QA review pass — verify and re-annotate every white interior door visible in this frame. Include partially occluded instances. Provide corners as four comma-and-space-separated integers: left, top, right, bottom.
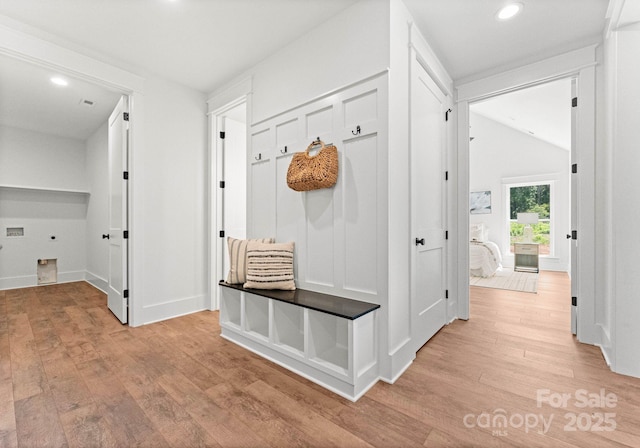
411, 61, 448, 353
107, 97, 129, 324
221, 115, 247, 276
570, 79, 578, 335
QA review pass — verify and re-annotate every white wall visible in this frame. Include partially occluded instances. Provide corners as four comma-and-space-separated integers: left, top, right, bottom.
0, 124, 87, 190
0, 124, 88, 289
609, 23, 640, 377
214, 0, 390, 125
85, 122, 109, 292
137, 76, 208, 324
469, 112, 571, 271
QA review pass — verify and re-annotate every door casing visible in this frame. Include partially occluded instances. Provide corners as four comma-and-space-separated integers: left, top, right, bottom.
455, 46, 599, 346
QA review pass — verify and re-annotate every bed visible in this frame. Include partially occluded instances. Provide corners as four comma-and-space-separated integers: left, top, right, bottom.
469, 223, 503, 277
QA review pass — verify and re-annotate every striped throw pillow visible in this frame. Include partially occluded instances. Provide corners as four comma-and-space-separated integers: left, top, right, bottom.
243, 241, 296, 290
226, 237, 274, 284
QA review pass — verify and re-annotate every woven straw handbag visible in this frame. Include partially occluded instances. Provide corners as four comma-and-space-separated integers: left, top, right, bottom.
286, 140, 339, 191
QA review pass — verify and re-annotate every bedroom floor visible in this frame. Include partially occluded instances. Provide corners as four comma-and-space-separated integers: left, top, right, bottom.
2, 273, 640, 447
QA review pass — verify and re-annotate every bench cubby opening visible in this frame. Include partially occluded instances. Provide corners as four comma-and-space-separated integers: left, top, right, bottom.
308, 311, 349, 373
219, 286, 241, 328
272, 300, 305, 355
244, 293, 270, 340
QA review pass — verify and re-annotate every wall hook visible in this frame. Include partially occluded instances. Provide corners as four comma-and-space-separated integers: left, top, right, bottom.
445, 108, 453, 121
280, 146, 288, 154
352, 125, 361, 136
255, 153, 262, 161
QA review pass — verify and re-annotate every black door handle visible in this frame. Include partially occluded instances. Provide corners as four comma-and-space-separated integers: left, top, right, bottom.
566, 234, 572, 239
415, 238, 425, 246
102, 234, 110, 239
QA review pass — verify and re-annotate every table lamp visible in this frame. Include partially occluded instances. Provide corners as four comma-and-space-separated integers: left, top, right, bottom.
517, 213, 539, 243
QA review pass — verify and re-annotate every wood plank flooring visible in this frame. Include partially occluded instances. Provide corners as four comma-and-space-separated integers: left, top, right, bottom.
2, 272, 640, 447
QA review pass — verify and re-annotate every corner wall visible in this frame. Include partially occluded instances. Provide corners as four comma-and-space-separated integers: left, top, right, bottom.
85, 122, 109, 292
138, 76, 209, 324
609, 23, 640, 377
216, 0, 390, 125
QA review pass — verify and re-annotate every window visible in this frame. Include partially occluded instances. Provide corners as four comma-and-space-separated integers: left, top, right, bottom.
508, 183, 551, 255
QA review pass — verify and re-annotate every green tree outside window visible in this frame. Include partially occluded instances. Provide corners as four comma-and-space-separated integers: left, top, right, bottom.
509, 184, 551, 255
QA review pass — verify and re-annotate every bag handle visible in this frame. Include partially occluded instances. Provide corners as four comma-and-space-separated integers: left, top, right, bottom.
305, 140, 325, 157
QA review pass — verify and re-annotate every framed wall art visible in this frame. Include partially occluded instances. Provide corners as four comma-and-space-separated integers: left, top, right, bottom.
470, 190, 491, 214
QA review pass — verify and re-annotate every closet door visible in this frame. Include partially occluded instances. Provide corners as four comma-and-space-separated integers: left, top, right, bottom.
411, 61, 448, 353
107, 96, 129, 324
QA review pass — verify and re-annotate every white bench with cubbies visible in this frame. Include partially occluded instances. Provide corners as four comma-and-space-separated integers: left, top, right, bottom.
219, 282, 380, 401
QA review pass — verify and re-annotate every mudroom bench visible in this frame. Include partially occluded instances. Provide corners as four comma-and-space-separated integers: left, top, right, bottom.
218, 281, 380, 401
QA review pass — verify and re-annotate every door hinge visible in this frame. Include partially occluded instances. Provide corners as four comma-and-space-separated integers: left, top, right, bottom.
124, 289, 129, 299
123, 112, 130, 121
572, 164, 577, 174
571, 230, 577, 240
219, 131, 225, 139
219, 180, 225, 188
572, 97, 578, 108
219, 230, 225, 238
123, 171, 129, 180
445, 230, 449, 240
445, 171, 449, 181
123, 230, 129, 239
445, 108, 452, 121
571, 296, 577, 306
445, 289, 449, 300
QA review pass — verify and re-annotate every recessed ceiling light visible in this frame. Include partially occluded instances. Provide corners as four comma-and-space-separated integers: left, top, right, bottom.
496, 3, 523, 21
50, 77, 69, 87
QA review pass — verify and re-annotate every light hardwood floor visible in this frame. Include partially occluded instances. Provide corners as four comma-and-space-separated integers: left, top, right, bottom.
1, 272, 640, 447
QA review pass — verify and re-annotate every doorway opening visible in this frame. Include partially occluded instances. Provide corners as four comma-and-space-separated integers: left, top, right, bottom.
211, 99, 247, 309
0, 51, 131, 322
468, 78, 573, 331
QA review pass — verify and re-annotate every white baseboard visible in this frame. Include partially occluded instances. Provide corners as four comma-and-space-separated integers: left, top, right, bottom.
0, 274, 37, 290
380, 340, 415, 384
0, 270, 85, 291
84, 270, 108, 294
598, 324, 613, 369
141, 294, 209, 325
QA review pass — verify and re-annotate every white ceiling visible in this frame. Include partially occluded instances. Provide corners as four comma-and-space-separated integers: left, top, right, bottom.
0, 53, 122, 140
402, 0, 609, 83
0, 0, 360, 94
0, 0, 616, 141
471, 78, 572, 151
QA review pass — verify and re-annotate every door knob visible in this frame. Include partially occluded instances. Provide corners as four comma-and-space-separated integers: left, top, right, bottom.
415, 238, 425, 246
102, 234, 110, 239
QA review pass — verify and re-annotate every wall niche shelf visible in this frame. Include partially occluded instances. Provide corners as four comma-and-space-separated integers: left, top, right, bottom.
219, 282, 380, 401
0, 184, 90, 195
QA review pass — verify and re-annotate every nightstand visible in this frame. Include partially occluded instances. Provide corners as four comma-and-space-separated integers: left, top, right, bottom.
514, 243, 539, 273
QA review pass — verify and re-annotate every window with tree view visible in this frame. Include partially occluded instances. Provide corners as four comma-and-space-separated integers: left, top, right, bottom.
509, 184, 551, 255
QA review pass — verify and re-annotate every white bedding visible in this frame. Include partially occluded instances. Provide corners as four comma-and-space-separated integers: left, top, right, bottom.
470, 241, 503, 277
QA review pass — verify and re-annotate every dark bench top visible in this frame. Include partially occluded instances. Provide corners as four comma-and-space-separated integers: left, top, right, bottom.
219, 281, 380, 320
